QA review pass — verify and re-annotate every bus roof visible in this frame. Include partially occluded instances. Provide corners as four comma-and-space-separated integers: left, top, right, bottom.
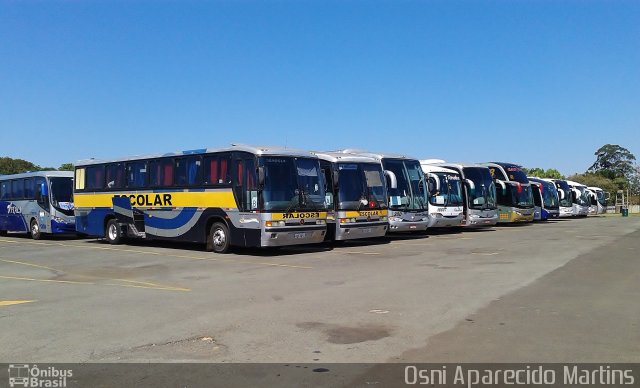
75, 144, 319, 167
0, 171, 74, 180
335, 149, 418, 161
565, 180, 587, 188
419, 163, 458, 175
312, 151, 381, 164
587, 186, 603, 191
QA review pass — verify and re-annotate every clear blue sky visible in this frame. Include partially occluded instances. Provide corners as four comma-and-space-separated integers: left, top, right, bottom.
1, 1, 638, 176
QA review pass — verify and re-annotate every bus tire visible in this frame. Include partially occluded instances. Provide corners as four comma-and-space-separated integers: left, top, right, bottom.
30, 219, 42, 240
207, 222, 230, 254
105, 219, 122, 245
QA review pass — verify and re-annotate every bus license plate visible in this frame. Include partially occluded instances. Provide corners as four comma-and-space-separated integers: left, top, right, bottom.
409, 225, 417, 229
361, 228, 372, 234
294, 232, 306, 239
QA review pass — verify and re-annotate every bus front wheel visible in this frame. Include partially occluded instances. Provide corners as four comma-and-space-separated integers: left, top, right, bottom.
105, 219, 122, 245
30, 219, 42, 240
207, 222, 230, 254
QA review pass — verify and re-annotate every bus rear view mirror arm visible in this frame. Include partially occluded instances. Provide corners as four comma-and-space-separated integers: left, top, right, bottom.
496, 179, 507, 195
384, 170, 398, 189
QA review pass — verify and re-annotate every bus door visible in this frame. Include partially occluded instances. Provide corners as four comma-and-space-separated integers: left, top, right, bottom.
233, 154, 260, 245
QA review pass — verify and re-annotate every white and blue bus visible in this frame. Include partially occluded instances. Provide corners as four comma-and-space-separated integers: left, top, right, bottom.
0, 171, 75, 239
73, 145, 328, 253
419, 161, 465, 228
527, 177, 560, 220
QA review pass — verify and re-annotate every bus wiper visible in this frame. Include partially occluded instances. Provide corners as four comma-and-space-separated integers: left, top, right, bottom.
284, 189, 302, 213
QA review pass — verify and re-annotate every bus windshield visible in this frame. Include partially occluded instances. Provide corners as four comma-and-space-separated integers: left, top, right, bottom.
574, 186, 589, 206
507, 183, 534, 208
49, 177, 74, 214
554, 180, 572, 208
383, 159, 428, 211
336, 163, 387, 210
430, 172, 464, 207
540, 181, 559, 209
503, 165, 529, 183
462, 167, 497, 210
261, 156, 327, 212
596, 190, 606, 206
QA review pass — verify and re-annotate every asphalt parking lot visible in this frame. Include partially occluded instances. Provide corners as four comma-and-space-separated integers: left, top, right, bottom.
1, 216, 639, 363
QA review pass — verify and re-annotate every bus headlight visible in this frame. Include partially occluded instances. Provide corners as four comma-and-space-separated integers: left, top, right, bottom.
52, 216, 67, 224
389, 216, 403, 222
316, 219, 326, 225
266, 220, 286, 227
339, 218, 357, 224
381, 216, 388, 221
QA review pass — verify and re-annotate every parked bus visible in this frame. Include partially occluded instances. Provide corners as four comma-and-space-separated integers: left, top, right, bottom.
340, 151, 430, 232
436, 163, 498, 227
0, 171, 75, 239
73, 145, 328, 253
548, 179, 573, 217
419, 161, 464, 228
314, 152, 389, 241
480, 162, 534, 223
565, 180, 590, 217
527, 177, 560, 220
587, 186, 608, 215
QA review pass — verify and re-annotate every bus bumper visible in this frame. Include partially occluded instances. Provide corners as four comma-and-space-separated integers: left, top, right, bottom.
428, 215, 464, 228
464, 212, 498, 227
262, 225, 326, 246
334, 221, 388, 240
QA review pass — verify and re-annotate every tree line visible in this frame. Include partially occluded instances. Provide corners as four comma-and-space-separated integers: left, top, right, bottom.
525, 144, 639, 201
0, 157, 73, 175
3, 144, 639, 199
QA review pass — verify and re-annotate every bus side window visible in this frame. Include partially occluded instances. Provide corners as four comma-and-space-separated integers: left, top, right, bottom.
34, 177, 47, 204
24, 178, 34, 199
0, 181, 9, 200
12, 180, 25, 199
235, 158, 258, 210
85, 165, 105, 190
203, 154, 231, 185
175, 157, 202, 187
105, 163, 125, 189
75, 168, 85, 191
149, 159, 174, 187
126, 161, 148, 188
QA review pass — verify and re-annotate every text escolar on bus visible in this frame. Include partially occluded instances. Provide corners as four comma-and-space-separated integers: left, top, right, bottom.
0, 171, 76, 239
313, 151, 389, 241
73, 144, 329, 253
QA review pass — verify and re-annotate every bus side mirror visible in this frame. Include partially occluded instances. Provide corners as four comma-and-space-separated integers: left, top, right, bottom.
384, 170, 398, 189
332, 170, 339, 188
558, 189, 565, 200
257, 166, 265, 186
465, 179, 475, 194
605, 192, 611, 200
426, 174, 439, 194
496, 179, 507, 195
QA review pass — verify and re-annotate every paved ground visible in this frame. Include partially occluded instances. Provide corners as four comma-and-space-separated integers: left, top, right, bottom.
0, 216, 638, 364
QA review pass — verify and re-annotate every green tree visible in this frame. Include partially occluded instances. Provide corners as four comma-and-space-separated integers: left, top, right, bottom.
567, 172, 618, 196
58, 163, 74, 171
0, 157, 42, 175
525, 167, 564, 179
588, 144, 636, 179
